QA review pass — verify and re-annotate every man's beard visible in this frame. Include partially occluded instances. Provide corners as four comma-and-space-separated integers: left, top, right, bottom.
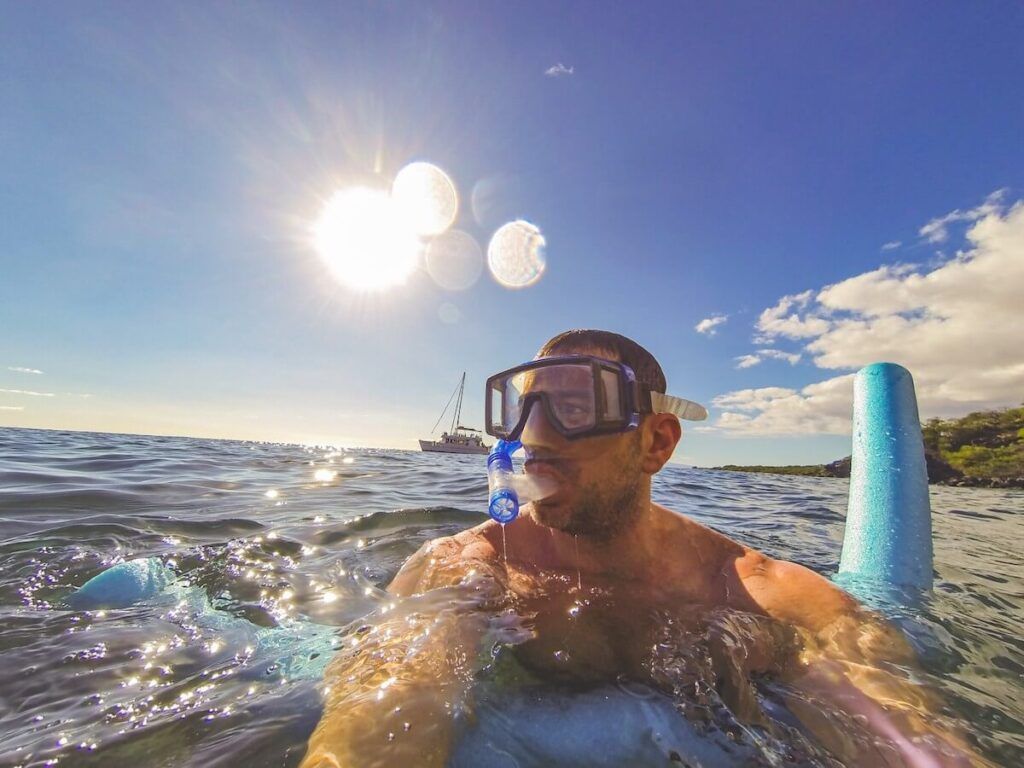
535, 442, 645, 542
560, 474, 644, 541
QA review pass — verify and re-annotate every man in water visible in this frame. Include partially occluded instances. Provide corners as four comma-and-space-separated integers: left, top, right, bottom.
302, 330, 980, 767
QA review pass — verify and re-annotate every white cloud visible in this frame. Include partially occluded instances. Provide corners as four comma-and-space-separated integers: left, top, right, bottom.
0, 388, 55, 397
918, 188, 1007, 243
760, 349, 801, 365
733, 349, 802, 370
711, 376, 856, 435
734, 354, 761, 369
755, 290, 832, 339
0, 405, 25, 411
544, 63, 575, 78
714, 386, 798, 410
712, 190, 1024, 435
8, 366, 43, 375
881, 240, 902, 251
695, 314, 728, 335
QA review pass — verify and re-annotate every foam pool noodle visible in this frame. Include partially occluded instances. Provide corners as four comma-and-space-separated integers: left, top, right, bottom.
68, 557, 177, 610
67, 557, 337, 681
837, 363, 934, 599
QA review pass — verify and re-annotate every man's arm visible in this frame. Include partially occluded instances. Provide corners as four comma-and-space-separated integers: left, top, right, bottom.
301, 531, 506, 768
737, 553, 985, 767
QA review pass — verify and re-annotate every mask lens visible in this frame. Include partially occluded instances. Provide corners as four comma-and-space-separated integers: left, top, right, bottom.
488, 383, 505, 434
501, 371, 529, 433
487, 356, 641, 440
529, 364, 596, 432
599, 368, 624, 420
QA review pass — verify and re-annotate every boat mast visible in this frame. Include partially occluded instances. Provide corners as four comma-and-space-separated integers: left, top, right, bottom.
430, 376, 461, 435
451, 372, 465, 433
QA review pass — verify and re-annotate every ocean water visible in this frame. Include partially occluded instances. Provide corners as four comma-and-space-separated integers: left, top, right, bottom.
0, 426, 1021, 767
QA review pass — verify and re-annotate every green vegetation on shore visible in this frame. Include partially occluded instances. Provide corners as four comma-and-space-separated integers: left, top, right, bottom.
922, 406, 1024, 480
715, 406, 1024, 487
716, 464, 829, 477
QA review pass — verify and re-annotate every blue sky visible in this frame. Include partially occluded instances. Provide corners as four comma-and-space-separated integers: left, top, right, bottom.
2, 2, 1023, 466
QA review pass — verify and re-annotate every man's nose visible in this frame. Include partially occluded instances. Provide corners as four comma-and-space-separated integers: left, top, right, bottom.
519, 397, 565, 451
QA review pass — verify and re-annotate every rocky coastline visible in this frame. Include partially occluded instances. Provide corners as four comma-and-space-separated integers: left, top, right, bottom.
714, 459, 1024, 489
713, 405, 1024, 490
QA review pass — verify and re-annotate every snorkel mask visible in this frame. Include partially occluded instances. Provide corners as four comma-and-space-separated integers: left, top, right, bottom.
484, 355, 707, 523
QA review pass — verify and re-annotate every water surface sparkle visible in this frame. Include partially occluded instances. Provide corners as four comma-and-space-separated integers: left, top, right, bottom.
0, 427, 1020, 766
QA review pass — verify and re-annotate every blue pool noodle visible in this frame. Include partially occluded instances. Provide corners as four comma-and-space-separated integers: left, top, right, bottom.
68, 556, 337, 680
838, 363, 933, 591
69, 557, 177, 609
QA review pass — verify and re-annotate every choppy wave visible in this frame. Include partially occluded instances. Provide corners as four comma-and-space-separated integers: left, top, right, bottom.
0, 427, 1021, 766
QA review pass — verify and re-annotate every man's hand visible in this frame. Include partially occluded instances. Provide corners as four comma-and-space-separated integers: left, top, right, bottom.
736, 552, 988, 766
300, 533, 507, 768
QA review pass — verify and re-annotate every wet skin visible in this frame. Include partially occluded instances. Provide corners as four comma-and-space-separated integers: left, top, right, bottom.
468, 507, 807, 733
301, 356, 982, 768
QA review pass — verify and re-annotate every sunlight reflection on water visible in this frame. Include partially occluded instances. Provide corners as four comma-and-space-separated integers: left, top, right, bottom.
0, 428, 1020, 766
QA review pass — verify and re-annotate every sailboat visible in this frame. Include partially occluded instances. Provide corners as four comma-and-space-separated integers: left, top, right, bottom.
419, 372, 490, 455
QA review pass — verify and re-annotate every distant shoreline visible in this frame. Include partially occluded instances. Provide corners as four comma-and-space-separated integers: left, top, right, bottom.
712, 463, 1024, 489
715, 406, 1024, 489
714, 464, 835, 478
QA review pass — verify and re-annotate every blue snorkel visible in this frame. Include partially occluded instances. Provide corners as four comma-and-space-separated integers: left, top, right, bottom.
487, 439, 521, 523
487, 439, 556, 524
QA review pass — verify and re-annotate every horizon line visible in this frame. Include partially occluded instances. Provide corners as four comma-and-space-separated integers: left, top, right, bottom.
0, 423, 706, 467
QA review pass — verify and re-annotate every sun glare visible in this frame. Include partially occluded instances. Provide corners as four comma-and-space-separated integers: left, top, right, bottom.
425, 229, 483, 290
313, 163, 461, 292
488, 219, 546, 288
312, 162, 548, 294
392, 162, 458, 236
313, 187, 420, 291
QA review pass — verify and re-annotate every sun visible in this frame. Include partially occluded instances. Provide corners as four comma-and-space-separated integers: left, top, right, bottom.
312, 163, 459, 293
313, 187, 420, 291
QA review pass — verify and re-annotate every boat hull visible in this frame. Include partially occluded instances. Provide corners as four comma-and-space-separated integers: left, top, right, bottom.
419, 440, 489, 455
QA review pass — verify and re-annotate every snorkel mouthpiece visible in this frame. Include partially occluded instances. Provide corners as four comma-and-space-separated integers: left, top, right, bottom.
488, 439, 520, 523
487, 439, 556, 524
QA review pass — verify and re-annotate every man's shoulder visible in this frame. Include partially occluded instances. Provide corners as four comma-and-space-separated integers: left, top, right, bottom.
413, 525, 502, 567
450, 521, 503, 561
652, 504, 858, 631
653, 503, 747, 558
734, 551, 859, 632
387, 524, 502, 596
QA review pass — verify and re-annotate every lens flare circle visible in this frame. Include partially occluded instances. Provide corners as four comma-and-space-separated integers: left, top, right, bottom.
438, 302, 461, 324
392, 162, 458, 237
425, 230, 484, 291
313, 187, 420, 291
487, 220, 546, 288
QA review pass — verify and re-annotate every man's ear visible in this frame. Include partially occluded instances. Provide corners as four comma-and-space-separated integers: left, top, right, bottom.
641, 414, 682, 474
